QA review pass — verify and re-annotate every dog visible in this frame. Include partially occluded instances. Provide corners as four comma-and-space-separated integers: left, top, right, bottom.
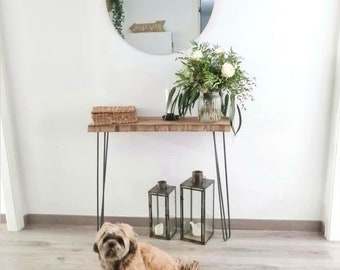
93, 222, 199, 270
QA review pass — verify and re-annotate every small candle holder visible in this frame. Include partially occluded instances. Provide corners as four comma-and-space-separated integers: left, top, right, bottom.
148, 180, 177, 240
180, 171, 215, 245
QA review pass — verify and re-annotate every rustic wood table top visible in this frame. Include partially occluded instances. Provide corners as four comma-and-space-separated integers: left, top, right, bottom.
88, 116, 230, 133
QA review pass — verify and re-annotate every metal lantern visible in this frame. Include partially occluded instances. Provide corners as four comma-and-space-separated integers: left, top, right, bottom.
180, 170, 215, 244
148, 180, 177, 240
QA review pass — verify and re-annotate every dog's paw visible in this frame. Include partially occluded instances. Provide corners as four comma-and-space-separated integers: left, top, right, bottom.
176, 258, 200, 270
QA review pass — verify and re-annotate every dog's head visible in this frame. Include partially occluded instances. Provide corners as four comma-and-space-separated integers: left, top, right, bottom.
93, 222, 138, 263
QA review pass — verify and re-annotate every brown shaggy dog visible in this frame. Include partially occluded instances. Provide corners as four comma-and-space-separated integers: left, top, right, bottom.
93, 222, 199, 270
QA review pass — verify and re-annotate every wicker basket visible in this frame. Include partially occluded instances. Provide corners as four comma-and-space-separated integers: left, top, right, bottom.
91, 106, 137, 125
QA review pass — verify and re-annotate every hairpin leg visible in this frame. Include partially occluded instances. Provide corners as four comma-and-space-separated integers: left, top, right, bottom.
212, 131, 231, 240
96, 132, 109, 231
96, 133, 99, 231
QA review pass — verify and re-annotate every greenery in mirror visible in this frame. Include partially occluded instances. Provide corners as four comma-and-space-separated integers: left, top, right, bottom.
107, 0, 125, 37
166, 41, 256, 134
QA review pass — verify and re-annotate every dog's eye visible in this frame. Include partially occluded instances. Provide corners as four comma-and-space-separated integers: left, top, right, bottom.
103, 235, 113, 244
116, 237, 124, 246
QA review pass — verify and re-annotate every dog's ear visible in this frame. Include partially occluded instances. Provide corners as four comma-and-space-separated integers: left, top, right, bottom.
93, 243, 99, 253
119, 223, 138, 254
128, 229, 138, 254
129, 233, 138, 253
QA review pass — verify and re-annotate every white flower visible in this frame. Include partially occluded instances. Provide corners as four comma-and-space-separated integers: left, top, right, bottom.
215, 47, 225, 54
191, 50, 203, 59
221, 63, 235, 78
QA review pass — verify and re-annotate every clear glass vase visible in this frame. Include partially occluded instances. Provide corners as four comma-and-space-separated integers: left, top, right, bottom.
198, 92, 222, 123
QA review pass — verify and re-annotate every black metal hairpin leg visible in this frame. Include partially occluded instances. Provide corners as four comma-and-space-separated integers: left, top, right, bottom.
96, 132, 109, 231
212, 131, 231, 241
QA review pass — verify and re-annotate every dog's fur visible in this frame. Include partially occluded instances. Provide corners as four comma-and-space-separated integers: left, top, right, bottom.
93, 222, 199, 270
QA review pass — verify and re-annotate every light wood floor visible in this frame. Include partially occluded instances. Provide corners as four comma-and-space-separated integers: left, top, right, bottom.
1, 224, 340, 270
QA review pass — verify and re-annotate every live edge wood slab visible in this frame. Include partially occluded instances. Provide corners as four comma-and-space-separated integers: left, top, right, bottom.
88, 116, 230, 133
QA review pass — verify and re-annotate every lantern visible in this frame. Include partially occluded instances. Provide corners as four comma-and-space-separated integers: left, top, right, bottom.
180, 170, 215, 244
148, 180, 177, 240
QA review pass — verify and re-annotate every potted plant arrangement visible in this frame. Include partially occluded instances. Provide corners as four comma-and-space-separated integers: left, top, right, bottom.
166, 41, 256, 134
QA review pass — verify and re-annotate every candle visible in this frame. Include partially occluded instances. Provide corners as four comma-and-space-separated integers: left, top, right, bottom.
190, 221, 201, 237
154, 223, 164, 235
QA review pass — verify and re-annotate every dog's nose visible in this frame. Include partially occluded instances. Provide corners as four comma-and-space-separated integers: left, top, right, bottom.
109, 242, 115, 248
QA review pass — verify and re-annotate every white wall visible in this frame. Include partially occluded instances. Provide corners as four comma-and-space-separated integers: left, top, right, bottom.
0, 187, 5, 215
0, 50, 26, 230
0, 0, 339, 223
0, 170, 5, 214
324, 25, 340, 241
0, 123, 6, 215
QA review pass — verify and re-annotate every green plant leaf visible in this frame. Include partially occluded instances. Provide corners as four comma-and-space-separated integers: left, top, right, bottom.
171, 93, 179, 114
178, 93, 183, 116
235, 104, 242, 134
222, 94, 229, 116
229, 96, 237, 135
188, 91, 199, 114
230, 120, 236, 135
180, 92, 190, 116
166, 87, 177, 113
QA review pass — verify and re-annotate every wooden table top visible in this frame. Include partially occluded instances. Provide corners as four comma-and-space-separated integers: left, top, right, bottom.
88, 116, 230, 132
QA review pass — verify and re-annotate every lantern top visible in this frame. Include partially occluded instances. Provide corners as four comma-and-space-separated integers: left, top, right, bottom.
180, 177, 214, 190
148, 181, 176, 195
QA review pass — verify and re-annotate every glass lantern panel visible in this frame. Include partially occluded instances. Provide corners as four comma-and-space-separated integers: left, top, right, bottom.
169, 190, 177, 236
205, 183, 214, 239
151, 195, 166, 237
182, 188, 202, 241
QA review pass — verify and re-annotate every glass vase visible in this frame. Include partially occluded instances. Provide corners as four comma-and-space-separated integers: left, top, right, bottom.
198, 92, 222, 123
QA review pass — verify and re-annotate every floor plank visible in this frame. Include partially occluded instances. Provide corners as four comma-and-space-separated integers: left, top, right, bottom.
1, 224, 340, 269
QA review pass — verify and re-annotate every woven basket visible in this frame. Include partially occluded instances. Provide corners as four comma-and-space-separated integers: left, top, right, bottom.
91, 106, 137, 125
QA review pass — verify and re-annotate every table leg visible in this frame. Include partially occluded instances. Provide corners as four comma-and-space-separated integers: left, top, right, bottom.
212, 131, 231, 240
96, 132, 110, 231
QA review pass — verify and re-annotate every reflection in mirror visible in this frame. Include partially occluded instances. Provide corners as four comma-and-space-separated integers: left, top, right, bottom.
106, 0, 215, 55
200, 0, 214, 33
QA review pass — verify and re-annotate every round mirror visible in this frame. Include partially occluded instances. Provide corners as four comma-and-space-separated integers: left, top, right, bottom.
106, 0, 215, 55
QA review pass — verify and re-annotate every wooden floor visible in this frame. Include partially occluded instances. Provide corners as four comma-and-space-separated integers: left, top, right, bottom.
1, 224, 340, 270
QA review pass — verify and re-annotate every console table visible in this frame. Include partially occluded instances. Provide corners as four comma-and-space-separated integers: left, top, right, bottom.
88, 116, 231, 241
